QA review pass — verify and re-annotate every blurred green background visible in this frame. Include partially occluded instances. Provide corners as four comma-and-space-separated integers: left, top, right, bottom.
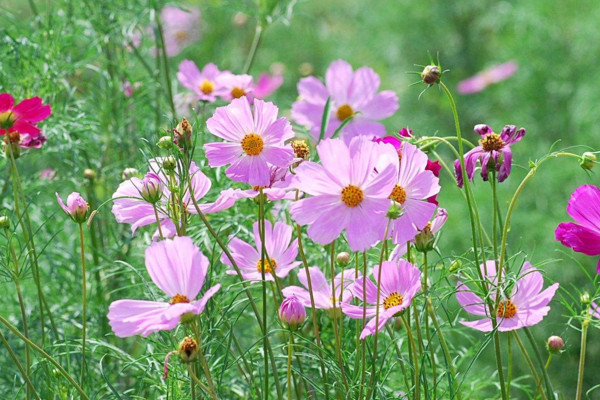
1, 0, 600, 398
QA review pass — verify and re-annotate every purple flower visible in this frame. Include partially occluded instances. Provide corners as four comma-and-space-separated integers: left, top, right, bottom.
454, 124, 525, 188
555, 184, 600, 273
177, 61, 227, 102
160, 6, 201, 57
291, 59, 398, 142
458, 61, 518, 95
289, 136, 398, 251
204, 97, 294, 187
56, 192, 89, 223
282, 266, 358, 310
456, 261, 559, 332
279, 296, 306, 328
342, 260, 421, 339
108, 236, 220, 337
222, 221, 300, 282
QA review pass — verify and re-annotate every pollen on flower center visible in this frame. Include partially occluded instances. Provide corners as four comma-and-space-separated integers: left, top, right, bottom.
256, 258, 277, 274
497, 300, 518, 319
231, 86, 246, 99
383, 292, 404, 310
200, 80, 214, 95
0, 111, 16, 129
341, 185, 364, 207
175, 31, 188, 42
170, 293, 191, 304
480, 133, 505, 152
241, 133, 264, 156
336, 104, 354, 121
389, 185, 407, 204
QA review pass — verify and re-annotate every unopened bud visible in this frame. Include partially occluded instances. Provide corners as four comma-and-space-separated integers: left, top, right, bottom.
279, 296, 306, 330
336, 252, 351, 267
0, 216, 10, 229
422, 65, 441, 85
581, 292, 591, 307
387, 202, 403, 220
174, 118, 193, 148
158, 136, 173, 150
122, 168, 139, 180
83, 168, 96, 181
547, 336, 564, 354
580, 152, 596, 170
291, 140, 310, 160
56, 192, 89, 224
414, 224, 435, 253
140, 173, 163, 204
448, 259, 462, 273
163, 156, 177, 171
178, 337, 198, 362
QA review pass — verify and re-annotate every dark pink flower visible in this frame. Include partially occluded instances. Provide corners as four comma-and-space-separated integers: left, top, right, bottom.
0, 93, 51, 137
458, 61, 518, 95
454, 124, 525, 187
279, 296, 306, 328
555, 185, 600, 273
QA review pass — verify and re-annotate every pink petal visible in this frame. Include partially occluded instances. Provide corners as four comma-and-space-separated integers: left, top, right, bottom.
566, 185, 600, 233
297, 76, 329, 104
0, 93, 14, 112
226, 155, 271, 186
456, 281, 487, 316
325, 59, 354, 104
360, 91, 399, 119
348, 66, 380, 106
204, 142, 244, 167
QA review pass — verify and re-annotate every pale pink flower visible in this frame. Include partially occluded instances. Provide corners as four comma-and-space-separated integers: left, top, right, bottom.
458, 61, 518, 95
216, 72, 254, 102
253, 73, 283, 99
177, 61, 227, 102
160, 6, 201, 57
591, 301, 600, 320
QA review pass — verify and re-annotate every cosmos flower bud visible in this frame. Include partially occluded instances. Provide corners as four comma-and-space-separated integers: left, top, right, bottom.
580, 152, 596, 170
83, 168, 96, 181
279, 296, 306, 330
0, 215, 9, 230
414, 225, 435, 253
422, 65, 441, 85
163, 156, 177, 171
292, 139, 310, 160
140, 173, 163, 204
581, 292, 590, 307
174, 118, 193, 148
178, 337, 198, 362
56, 192, 89, 224
336, 252, 350, 267
158, 136, 174, 150
122, 167, 139, 180
387, 202, 403, 220
448, 259, 462, 273
547, 336, 564, 354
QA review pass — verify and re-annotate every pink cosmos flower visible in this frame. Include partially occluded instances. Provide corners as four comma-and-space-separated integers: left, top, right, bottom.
555, 185, 600, 273
222, 221, 300, 282
342, 260, 421, 339
204, 97, 294, 187
40, 168, 56, 180
289, 136, 398, 251
291, 59, 398, 142
390, 207, 448, 259
160, 6, 201, 57
282, 266, 357, 310
111, 159, 236, 236
456, 261, 559, 332
108, 236, 220, 337
216, 72, 254, 102
56, 192, 89, 224
177, 61, 227, 102
454, 124, 525, 188
591, 301, 600, 320
376, 142, 440, 245
253, 73, 283, 99
222, 165, 296, 204
0, 93, 51, 136
458, 61, 518, 95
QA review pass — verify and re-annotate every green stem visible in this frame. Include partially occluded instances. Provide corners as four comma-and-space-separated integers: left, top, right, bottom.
243, 23, 264, 74
192, 320, 218, 398
329, 240, 349, 392
187, 364, 220, 400
258, 189, 270, 400
0, 329, 40, 400
153, 0, 176, 117
507, 332, 512, 400
524, 327, 555, 398
0, 315, 89, 400
576, 318, 589, 400
78, 223, 87, 393
402, 314, 420, 400
153, 204, 165, 240
287, 332, 293, 400
512, 332, 546, 400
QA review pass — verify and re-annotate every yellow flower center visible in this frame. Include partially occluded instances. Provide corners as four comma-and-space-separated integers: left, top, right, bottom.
383, 292, 404, 310
389, 185, 407, 204
0, 111, 16, 129
497, 300, 518, 319
336, 104, 354, 121
175, 30, 188, 42
480, 133, 505, 152
241, 133, 264, 156
170, 293, 190, 304
231, 86, 246, 99
200, 80, 214, 95
341, 185, 363, 207
256, 258, 277, 274
291, 139, 310, 159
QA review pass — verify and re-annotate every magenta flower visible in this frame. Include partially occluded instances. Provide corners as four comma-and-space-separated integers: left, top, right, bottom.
160, 6, 201, 57
253, 72, 283, 99
204, 97, 294, 187
282, 266, 357, 310
456, 261, 559, 332
458, 61, 518, 95
0, 93, 51, 136
591, 301, 600, 320
279, 296, 306, 328
222, 221, 300, 282
342, 260, 421, 339
112, 159, 236, 236
216, 72, 254, 102
290, 136, 398, 251
291, 59, 398, 142
56, 192, 89, 224
108, 236, 220, 337
177, 61, 227, 102
555, 185, 600, 273
454, 124, 525, 188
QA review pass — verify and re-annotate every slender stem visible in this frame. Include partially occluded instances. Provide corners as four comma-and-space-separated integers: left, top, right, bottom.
153, 204, 165, 240
0, 330, 40, 400
192, 320, 218, 398
243, 23, 264, 74
258, 189, 270, 400
287, 332, 294, 400
0, 315, 89, 400
329, 240, 349, 391
386, 326, 411, 393
535, 354, 552, 395
358, 251, 368, 400
575, 318, 589, 400
524, 328, 554, 398
512, 332, 547, 400
402, 314, 420, 400
153, 0, 176, 117
507, 332, 512, 400
78, 223, 87, 392
187, 365, 220, 400
422, 252, 437, 400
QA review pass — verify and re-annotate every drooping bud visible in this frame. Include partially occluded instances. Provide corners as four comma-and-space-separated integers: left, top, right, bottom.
178, 337, 198, 362
122, 167, 139, 180
56, 192, 89, 224
163, 156, 177, 171
140, 173, 163, 204
279, 296, 306, 330
336, 252, 351, 267
580, 152, 596, 170
421, 65, 441, 85
547, 336, 564, 354
83, 168, 96, 181
158, 136, 174, 150
0, 215, 10, 230
414, 224, 435, 253
291, 140, 310, 160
